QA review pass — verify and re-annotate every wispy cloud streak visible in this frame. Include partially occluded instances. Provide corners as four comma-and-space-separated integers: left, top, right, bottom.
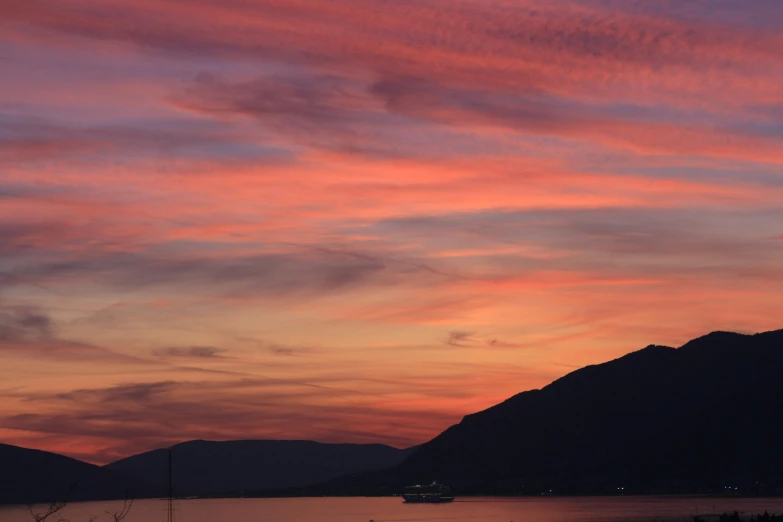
1, 0, 782, 462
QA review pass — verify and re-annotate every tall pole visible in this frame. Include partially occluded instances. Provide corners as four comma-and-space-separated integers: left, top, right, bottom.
168, 447, 173, 522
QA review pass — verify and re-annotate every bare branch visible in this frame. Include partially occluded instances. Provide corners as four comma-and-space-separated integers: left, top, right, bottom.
26, 500, 68, 522
23, 493, 133, 522
105, 495, 134, 522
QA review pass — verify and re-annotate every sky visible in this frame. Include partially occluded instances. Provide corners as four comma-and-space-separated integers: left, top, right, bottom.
1, 0, 782, 464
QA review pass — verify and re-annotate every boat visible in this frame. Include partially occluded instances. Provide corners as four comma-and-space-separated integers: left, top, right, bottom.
402, 481, 454, 503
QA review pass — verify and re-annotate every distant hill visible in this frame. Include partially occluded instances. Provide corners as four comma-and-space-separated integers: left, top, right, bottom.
105, 439, 417, 496
295, 329, 783, 496
0, 443, 163, 505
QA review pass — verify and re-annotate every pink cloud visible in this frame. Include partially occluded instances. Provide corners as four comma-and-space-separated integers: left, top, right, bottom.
1, 0, 782, 462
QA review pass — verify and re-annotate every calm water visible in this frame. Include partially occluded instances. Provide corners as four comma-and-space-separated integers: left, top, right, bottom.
4, 497, 783, 522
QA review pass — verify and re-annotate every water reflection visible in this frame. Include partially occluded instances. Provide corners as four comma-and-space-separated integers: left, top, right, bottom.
4, 497, 783, 522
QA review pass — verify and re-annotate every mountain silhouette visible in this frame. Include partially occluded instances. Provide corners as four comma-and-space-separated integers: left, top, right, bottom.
105, 439, 416, 496
5, 329, 782, 503
292, 329, 783, 496
0, 443, 163, 505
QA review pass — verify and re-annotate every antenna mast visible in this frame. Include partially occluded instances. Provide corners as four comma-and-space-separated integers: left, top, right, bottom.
168, 447, 173, 522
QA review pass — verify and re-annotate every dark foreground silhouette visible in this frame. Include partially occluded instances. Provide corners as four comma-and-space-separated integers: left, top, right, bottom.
696, 512, 783, 522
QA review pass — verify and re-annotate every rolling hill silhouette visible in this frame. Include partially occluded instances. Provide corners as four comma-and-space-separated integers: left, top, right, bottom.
0, 443, 163, 505
105, 439, 417, 496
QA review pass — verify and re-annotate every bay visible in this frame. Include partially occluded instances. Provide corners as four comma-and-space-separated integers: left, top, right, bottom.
4, 496, 783, 522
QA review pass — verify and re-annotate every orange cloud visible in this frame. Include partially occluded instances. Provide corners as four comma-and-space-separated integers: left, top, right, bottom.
1, 0, 782, 463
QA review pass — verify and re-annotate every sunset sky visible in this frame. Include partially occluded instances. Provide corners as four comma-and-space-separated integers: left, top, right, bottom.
1, 0, 782, 464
